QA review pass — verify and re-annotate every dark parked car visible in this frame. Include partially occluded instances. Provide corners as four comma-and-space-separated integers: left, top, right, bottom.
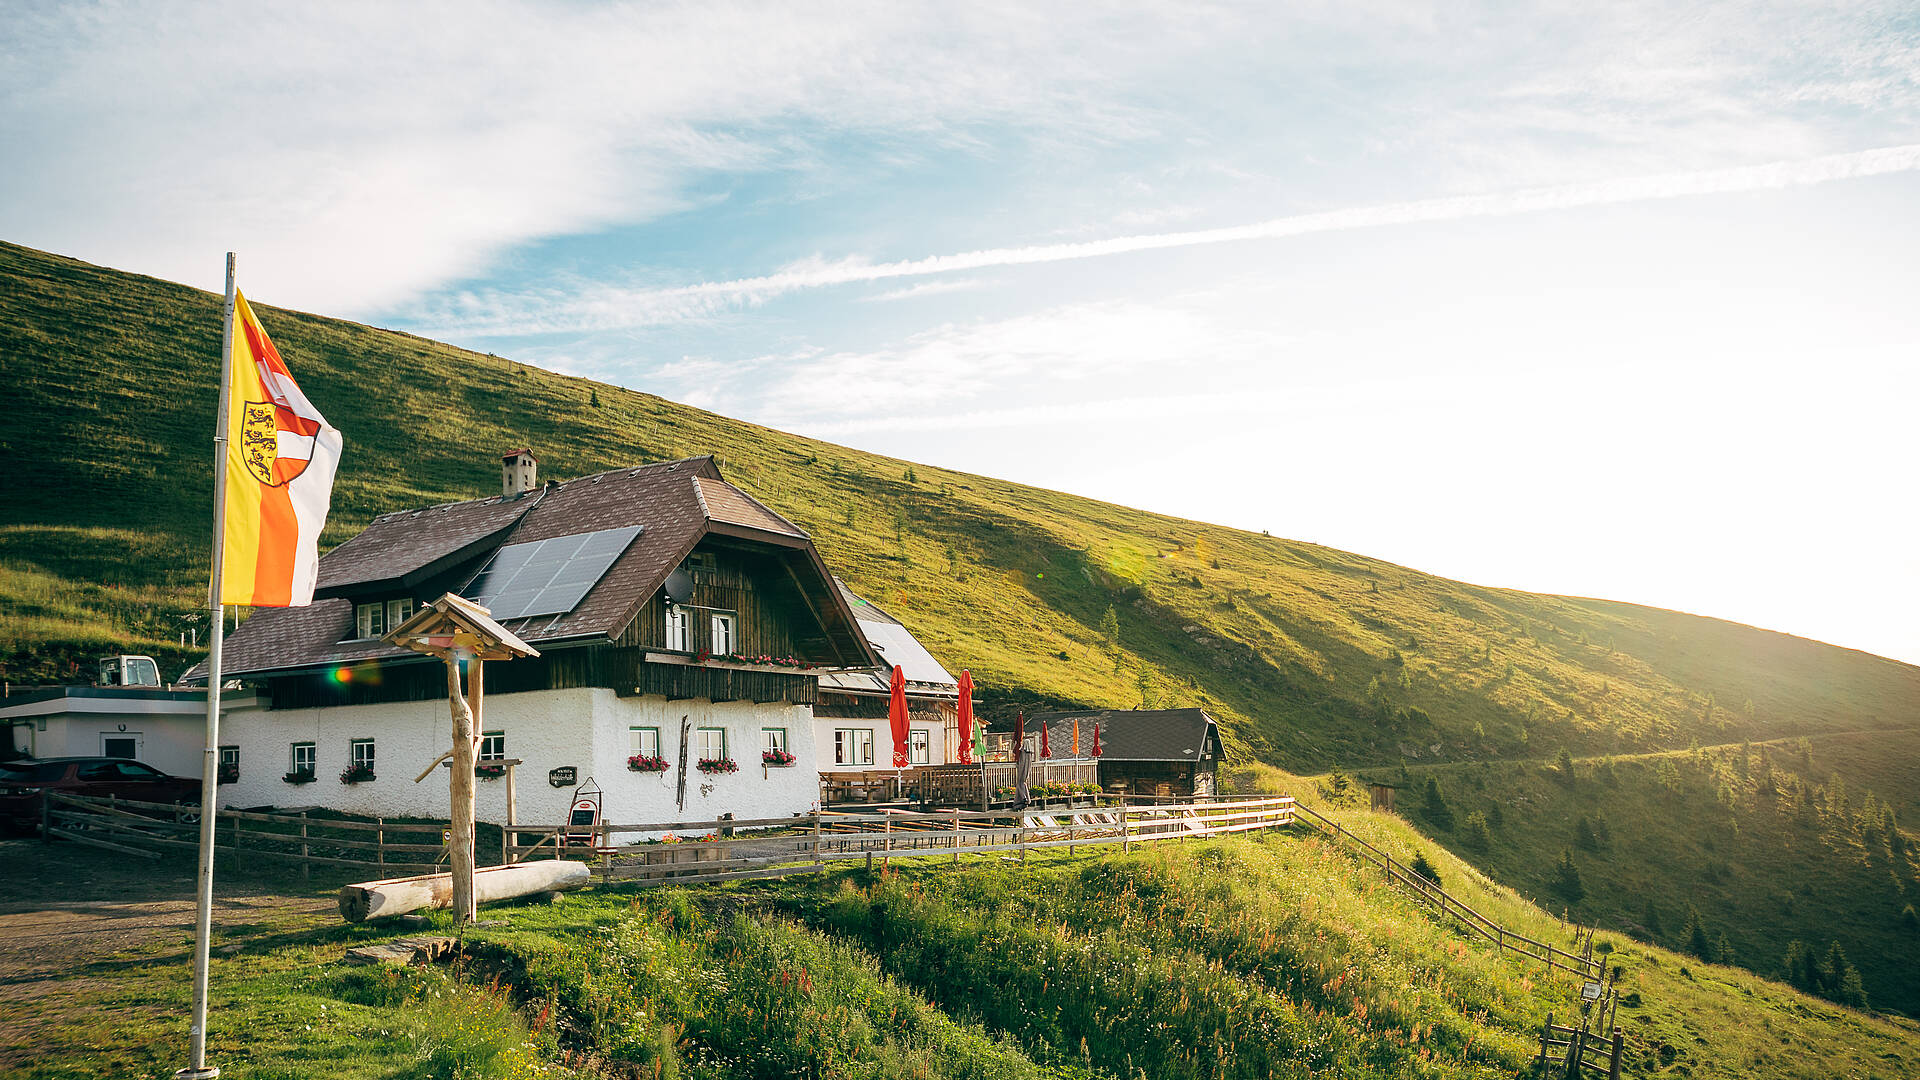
0, 757, 201, 834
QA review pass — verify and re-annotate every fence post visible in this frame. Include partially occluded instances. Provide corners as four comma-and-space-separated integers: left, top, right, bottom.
232, 811, 243, 873
811, 811, 823, 872
40, 790, 51, 844
1120, 807, 1130, 854
600, 822, 612, 884
1019, 813, 1028, 863
883, 812, 892, 867
952, 807, 961, 864
377, 818, 385, 871
300, 814, 311, 885
1539, 1012, 1552, 1076
1608, 1027, 1622, 1080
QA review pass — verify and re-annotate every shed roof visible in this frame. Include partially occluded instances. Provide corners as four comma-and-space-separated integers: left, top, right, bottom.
187, 456, 875, 682
1014, 708, 1220, 763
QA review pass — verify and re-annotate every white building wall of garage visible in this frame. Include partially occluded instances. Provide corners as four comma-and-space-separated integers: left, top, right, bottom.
11, 713, 209, 776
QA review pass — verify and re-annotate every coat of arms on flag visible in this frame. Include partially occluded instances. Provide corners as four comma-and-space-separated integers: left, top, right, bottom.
220, 291, 342, 607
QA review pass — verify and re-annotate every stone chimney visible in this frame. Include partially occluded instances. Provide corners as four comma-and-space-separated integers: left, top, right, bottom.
502, 449, 538, 498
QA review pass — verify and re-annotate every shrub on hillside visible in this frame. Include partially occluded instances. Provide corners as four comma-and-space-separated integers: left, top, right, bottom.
1683, 905, 1713, 961
1785, 939, 1869, 1010
1551, 849, 1585, 903
1575, 815, 1599, 852
1553, 747, 1577, 785
1462, 811, 1492, 853
1419, 776, 1454, 831
1408, 851, 1443, 888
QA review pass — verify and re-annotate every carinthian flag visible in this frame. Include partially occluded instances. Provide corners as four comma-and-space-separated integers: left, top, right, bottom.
220, 292, 341, 607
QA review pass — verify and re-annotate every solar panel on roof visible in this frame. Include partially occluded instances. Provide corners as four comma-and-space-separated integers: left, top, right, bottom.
462, 525, 641, 620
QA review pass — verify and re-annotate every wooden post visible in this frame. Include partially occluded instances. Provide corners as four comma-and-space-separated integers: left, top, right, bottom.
1120, 807, 1130, 854
300, 814, 310, 885
1019, 813, 1028, 863
377, 818, 385, 870
1608, 1027, 1622, 1080
232, 811, 242, 873
883, 812, 892, 867
953, 807, 961, 864
1539, 1012, 1552, 1074
447, 653, 478, 923
40, 790, 51, 844
811, 811, 823, 872
600, 822, 611, 884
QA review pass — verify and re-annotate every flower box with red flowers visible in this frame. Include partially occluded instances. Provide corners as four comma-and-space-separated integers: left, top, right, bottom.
339, 764, 376, 785
696, 757, 739, 775
761, 748, 797, 768
282, 769, 317, 785
475, 763, 507, 780
626, 754, 670, 773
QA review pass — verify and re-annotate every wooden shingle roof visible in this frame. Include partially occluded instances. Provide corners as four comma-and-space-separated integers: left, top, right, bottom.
187, 456, 875, 681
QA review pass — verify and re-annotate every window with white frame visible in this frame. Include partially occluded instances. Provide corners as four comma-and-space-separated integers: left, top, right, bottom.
709, 611, 736, 655
834, 728, 875, 766
219, 745, 240, 781
350, 738, 376, 771
479, 731, 505, 761
696, 727, 728, 761
761, 727, 787, 753
909, 729, 930, 765
665, 605, 690, 651
629, 726, 661, 758
290, 742, 316, 775
354, 602, 386, 640
387, 597, 414, 628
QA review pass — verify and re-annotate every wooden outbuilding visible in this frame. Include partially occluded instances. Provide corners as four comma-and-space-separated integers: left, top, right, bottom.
1020, 708, 1222, 799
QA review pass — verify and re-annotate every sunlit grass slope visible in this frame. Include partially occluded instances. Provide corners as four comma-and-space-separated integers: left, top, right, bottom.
1362, 730, 1920, 1016
10, 826, 1917, 1079
4, 238, 1919, 776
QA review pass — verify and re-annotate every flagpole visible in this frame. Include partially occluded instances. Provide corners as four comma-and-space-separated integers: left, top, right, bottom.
177, 252, 235, 1080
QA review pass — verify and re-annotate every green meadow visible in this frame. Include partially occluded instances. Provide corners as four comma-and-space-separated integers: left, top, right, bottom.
10, 814, 1919, 1080
2, 238, 1918, 1062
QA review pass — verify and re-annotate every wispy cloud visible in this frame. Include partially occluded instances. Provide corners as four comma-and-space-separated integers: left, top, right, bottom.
426, 143, 1920, 336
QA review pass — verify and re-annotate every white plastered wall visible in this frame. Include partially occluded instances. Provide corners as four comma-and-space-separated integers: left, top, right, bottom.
811, 717, 946, 769
214, 687, 818, 834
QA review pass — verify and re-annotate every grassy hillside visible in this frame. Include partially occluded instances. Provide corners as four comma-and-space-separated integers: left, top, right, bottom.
5, 239, 1918, 775
1329, 730, 1920, 1016
12, 825, 1919, 1079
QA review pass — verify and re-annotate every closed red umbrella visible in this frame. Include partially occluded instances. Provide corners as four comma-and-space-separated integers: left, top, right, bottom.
1092, 722, 1102, 757
889, 664, 910, 767
956, 670, 974, 765
1039, 717, 1050, 759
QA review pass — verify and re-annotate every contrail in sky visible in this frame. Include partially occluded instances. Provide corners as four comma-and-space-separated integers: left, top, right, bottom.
429, 143, 1920, 336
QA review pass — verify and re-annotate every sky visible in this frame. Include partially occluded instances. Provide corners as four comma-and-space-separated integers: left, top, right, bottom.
6, 1, 1920, 663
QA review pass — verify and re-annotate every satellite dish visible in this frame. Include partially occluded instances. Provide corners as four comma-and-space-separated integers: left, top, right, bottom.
664, 567, 694, 604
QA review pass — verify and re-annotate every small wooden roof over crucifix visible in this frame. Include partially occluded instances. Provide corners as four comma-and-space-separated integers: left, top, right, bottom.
383, 592, 542, 661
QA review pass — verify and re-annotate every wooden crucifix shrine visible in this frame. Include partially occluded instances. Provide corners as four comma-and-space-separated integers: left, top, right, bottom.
385, 593, 539, 923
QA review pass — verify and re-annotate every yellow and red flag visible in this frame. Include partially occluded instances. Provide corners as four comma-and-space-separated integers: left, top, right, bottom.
219, 291, 341, 607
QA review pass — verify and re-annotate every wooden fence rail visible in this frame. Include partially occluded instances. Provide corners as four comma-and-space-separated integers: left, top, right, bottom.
43, 792, 448, 878
501, 798, 1299, 887
42, 791, 1297, 888
1291, 802, 1605, 982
